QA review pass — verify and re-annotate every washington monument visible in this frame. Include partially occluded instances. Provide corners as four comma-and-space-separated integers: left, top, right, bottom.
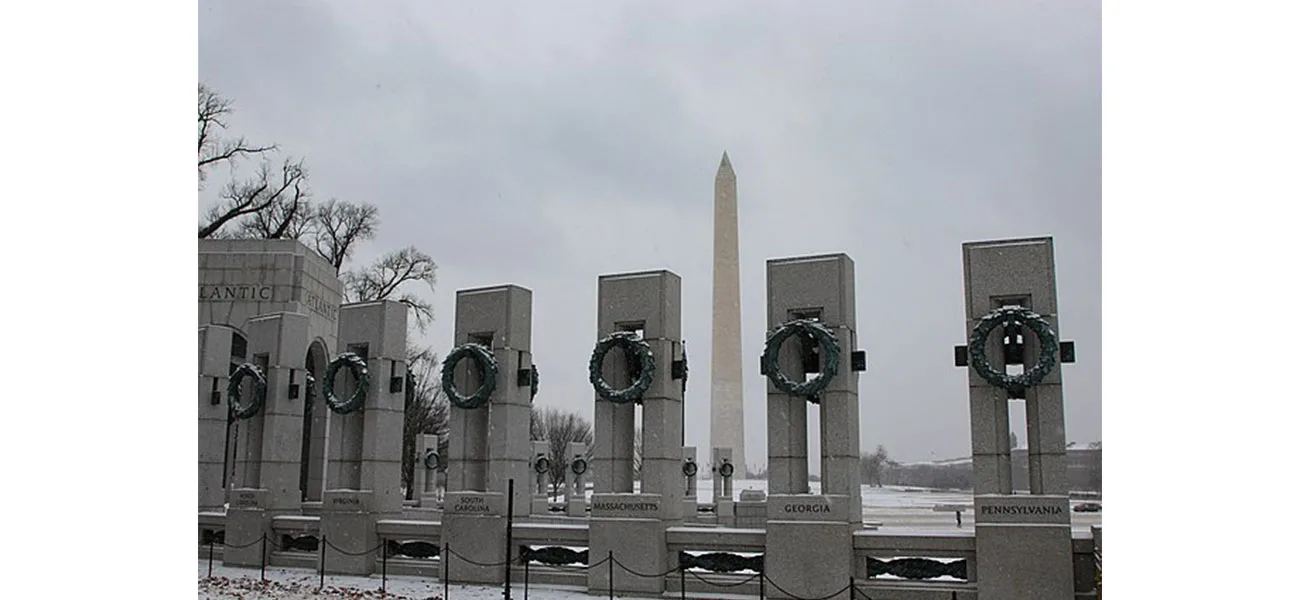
710, 151, 745, 474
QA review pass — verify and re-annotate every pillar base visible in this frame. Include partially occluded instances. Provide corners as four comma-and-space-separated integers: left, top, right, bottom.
319, 490, 380, 576
443, 492, 508, 584
222, 489, 269, 568
588, 518, 669, 595
974, 495, 1074, 600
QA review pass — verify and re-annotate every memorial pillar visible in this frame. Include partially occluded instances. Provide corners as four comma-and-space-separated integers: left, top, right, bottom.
442, 285, 534, 584
762, 254, 866, 600
587, 270, 685, 596
682, 446, 698, 521
566, 442, 588, 517
418, 433, 441, 508
224, 312, 311, 567
319, 301, 407, 575
958, 237, 1074, 600
198, 324, 235, 513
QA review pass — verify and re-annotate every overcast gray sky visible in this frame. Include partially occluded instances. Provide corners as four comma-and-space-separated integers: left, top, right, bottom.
199, 0, 1100, 468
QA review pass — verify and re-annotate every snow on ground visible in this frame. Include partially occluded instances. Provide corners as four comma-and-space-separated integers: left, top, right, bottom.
199, 561, 610, 600
198, 485, 1098, 598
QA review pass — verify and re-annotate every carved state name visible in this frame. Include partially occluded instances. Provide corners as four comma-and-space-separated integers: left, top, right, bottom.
782, 504, 831, 513
591, 502, 659, 511
451, 497, 492, 513
979, 504, 1063, 515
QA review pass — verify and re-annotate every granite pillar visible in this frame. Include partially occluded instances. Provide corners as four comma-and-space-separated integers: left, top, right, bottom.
961, 237, 1073, 600
225, 312, 310, 568
566, 442, 588, 517
319, 301, 407, 575
762, 254, 863, 600
588, 270, 685, 595
442, 285, 533, 584
198, 324, 234, 513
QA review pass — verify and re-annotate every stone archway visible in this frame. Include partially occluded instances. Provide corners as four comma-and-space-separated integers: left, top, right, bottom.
223, 330, 249, 493
300, 339, 329, 502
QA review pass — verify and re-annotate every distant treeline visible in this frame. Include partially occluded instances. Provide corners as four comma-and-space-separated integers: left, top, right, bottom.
863, 445, 1102, 493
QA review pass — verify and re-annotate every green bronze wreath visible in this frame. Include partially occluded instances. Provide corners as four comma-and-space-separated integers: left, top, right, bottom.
423, 450, 440, 471
683, 459, 699, 477
227, 362, 267, 420
968, 305, 1059, 394
441, 343, 498, 409
571, 457, 588, 476
589, 331, 656, 404
679, 344, 689, 391
760, 319, 841, 402
323, 352, 370, 414
718, 461, 735, 478
534, 455, 551, 475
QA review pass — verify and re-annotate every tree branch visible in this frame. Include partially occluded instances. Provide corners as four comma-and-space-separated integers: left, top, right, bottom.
199, 158, 307, 238
197, 84, 275, 185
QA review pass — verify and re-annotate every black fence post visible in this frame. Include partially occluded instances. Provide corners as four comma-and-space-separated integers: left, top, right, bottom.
849, 575, 855, 599
260, 533, 267, 582
207, 536, 215, 578
679, 564, 685, 600
381, 537, 388, 594
318, 535, 326, 591
524, 557, 530, 600
759, 570, 765, 600
443, 543, 450, 600
505, 478, 515, 600
608, 551, 614, 600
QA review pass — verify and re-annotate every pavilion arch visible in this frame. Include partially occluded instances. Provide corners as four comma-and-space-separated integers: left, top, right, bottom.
300, 338, 330, 502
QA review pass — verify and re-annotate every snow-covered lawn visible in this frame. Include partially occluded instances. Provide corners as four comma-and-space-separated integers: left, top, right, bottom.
198, 561, 711, 600
199, 561, 613, 600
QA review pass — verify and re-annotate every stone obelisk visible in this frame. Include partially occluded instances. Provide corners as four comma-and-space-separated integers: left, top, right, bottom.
709, 152, 746, 476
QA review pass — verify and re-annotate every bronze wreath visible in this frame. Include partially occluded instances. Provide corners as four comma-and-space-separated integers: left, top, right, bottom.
441, 343, 499, 409
760, 319, 842, 402
227, 362, 267, 420
968, 305, 1058, 394
323, 352, 370, 414
589, 331, 656, 404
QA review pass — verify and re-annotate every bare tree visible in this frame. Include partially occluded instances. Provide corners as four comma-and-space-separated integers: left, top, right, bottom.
198, 84, 274, 186
200, 158, 308, 239
231, 188, 315, 241
530, 406, 594, 499
342, 246, 437, 331
860, 444, 891, 487
314, 199, 380, 271
530, 408, 546, 442
402, 343, 450, 498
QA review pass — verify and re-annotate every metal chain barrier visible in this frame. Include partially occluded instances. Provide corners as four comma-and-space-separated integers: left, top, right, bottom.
610, 554, 681, 579
446, 544, 512, 568
210, 538, 887, 600
323, 537, 386, 557
763, 573, 852, 600
221, 534, 266, 549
